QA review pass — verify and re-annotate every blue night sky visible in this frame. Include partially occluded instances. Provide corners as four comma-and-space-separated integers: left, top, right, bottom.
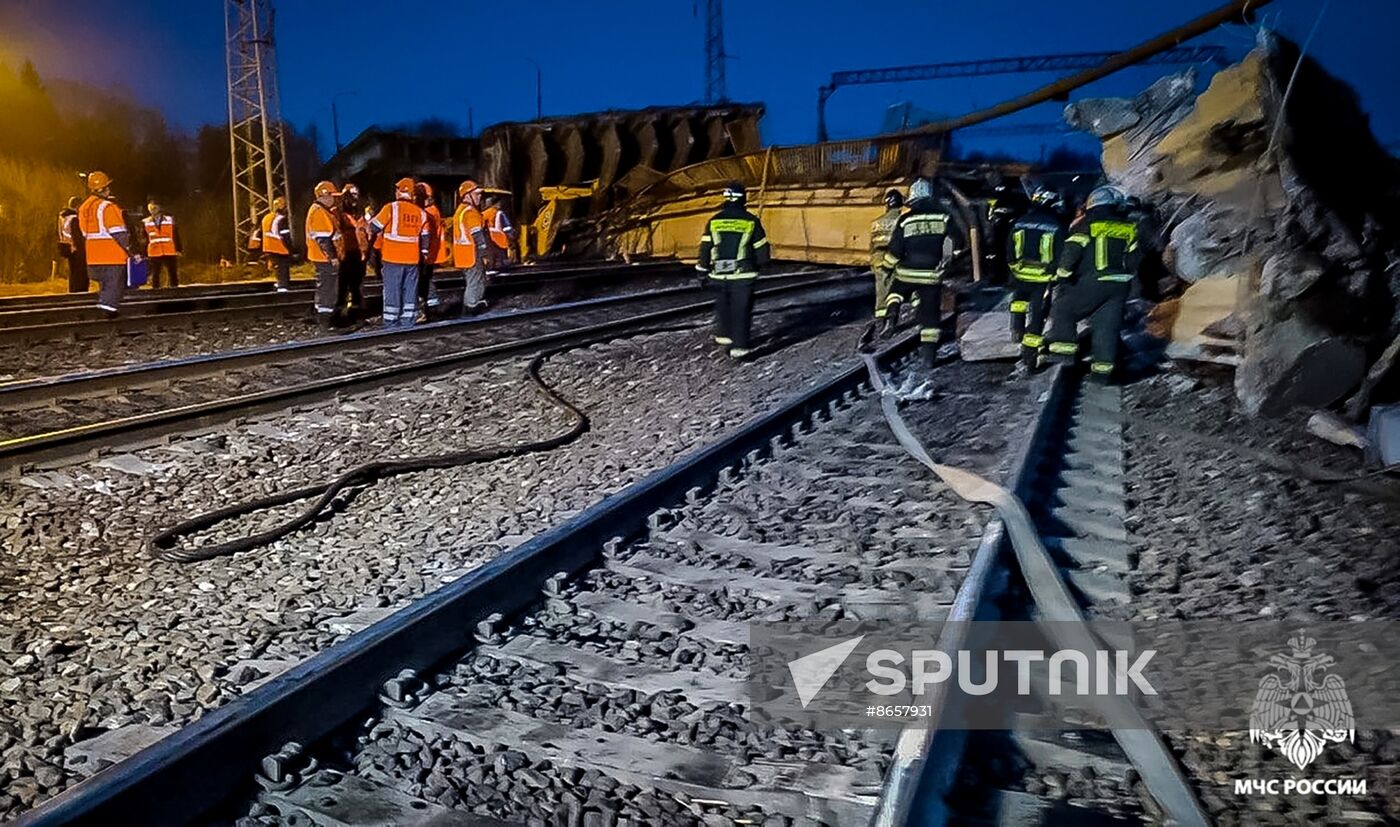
1, 1, 1395, 160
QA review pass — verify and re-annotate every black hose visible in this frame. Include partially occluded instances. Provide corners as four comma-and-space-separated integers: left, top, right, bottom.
148, 323, 703, 563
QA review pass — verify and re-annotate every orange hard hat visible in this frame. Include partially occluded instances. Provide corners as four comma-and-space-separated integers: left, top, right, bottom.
86, 171, 112, 191
416, 181, 434, 198
457, 179, 481, 198
314, 181, 340, 198
272, 196, 288, 211
395, 177, 416, 197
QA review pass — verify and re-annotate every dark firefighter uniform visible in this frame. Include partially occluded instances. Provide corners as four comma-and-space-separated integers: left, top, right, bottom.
1007, 201, 1066, 366
697, 184, 770, 358
884, 182, 959, 366
986, 182, 1029, 284
869, 189, 903, 324
1043, 198, 1143, 383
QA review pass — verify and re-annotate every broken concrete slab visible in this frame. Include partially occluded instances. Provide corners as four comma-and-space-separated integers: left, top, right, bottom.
1236, 315, 1366, 417
1307, 411, 1368, 451
957, 311, 1020, 362
64, 724, 174, 778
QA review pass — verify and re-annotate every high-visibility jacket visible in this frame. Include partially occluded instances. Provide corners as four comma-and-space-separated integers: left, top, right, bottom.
424, 204, 444, 264
697, 203, 770, 279
247, 227, 262, 251
371, 200, 430, 265
884, 199, 959, 284
435, 222, 452, 265
261, 212, 291, 256
452, 204, 488, 269
340, 210, 365, 260
143, 215, 178, 258
1006, 205, 1065, 284
78, 195, 129, 266
57, 211, 75, 251
482, 205, 512, 250
1056, 205, 1143, 284
305, 202, 342, 264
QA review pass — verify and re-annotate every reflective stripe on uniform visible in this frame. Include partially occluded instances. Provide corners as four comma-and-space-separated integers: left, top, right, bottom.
1055, 268, 1073, 280
920, 328, 940, 342
752, 237, 768, 247
1097, 274, 1133, 282
884, 293, 903, 308
383, 203, 420, 242
1048, 341, 1078, 355
706, 271, 757, 280
1011, 265, 1051, 283
893, 267, 940, 284
1090, 361, 1114, 374
1022, 333, 1044, 349
1009, 299, 1030, 314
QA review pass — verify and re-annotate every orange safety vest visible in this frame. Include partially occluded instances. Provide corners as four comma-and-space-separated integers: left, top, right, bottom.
372, 200, 429, 265
424, 204, 443, 264
452, 204, 486, 269
435, 222, 452, 265
482, 205, 510, 250
57, 214, 74, 247
143, 215, 177, 257
261, 212, 291, 256
78, 195, 129, 266
304, 202, 342, 264
247, 227, 262, 250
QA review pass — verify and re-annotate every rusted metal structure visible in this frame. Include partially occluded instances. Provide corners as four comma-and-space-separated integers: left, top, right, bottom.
583, 0, 1272, 267
475, 104, 763, 255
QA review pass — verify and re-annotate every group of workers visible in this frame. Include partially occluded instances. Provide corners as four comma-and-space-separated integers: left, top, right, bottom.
866, 176, 1144, 388
57, 170, 516, 326
57, 173, 185, 311
698, 173, 1144, 387
251, 177, 516, 328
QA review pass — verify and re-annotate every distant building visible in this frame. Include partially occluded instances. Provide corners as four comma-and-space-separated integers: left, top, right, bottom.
323, 128, 479, 211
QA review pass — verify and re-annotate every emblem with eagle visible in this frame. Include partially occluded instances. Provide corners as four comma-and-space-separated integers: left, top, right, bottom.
1249, 633, 1354, 770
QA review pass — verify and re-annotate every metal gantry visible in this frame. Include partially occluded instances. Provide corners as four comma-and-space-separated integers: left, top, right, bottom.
225, 0, 290, 262
703, 0, 727, 103
816, 44, 1228, 141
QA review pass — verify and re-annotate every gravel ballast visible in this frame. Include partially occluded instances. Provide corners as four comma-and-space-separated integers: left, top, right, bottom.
0, 300, 870, 818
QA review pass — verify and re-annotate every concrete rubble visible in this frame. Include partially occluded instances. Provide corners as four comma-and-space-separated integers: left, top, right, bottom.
1067, 31, 1400, 418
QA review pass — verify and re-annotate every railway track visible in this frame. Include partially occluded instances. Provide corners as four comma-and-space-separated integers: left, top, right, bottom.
0, 260, 692, 344
0, 270, 863, 472
12, 315, 1212, 825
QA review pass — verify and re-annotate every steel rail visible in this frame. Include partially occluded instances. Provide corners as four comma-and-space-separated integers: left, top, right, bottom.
14, 334, 917, 827
0, 268, 840, 409
0, 275, 867, 472
0, 260, 694, 342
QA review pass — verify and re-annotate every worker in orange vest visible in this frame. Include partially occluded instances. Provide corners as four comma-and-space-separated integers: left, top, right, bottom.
260, 196, 295, 292
369, 177, 432, 327
337, 183, 369, 324
77, 171, 136, 316
305, 181, 344, 329
481, 195, 517, 269
453, 180, 491, 315
143, 201, 181, 289
57, 196, 86, 293
416, 182, 444, 318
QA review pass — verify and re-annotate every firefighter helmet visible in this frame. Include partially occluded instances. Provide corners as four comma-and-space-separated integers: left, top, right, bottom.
883, 188, 904, 209
908, 177, 934, 203
722, 182, 746, 203
1085, 185, 1127, 210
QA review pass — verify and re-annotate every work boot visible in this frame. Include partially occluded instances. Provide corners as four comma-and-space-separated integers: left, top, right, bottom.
317, 313, 332, 333
729, 346, 753, 361
878, 315, 899, 339
1009, 361, 1032, 380
714, 335, 734, 347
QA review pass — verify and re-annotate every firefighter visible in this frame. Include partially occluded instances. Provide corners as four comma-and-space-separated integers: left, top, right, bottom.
1007, 187, 1066, 372
77, 171, 135, 316
305, 181, 343, 329
57, 197, 85, 293
1042, 185, 1145, 384
369, 177, 431, 327
337, 183, 368, 324
697, 182, 770, 360
416, 182, 444, 317
452, 180, 491, 315
870, 188, 904, 337
883, 177, 962, 388
260, 196, 294, 292
985, 174, 1029, 284
143, 201, 181, 289
482, 194, 517, 269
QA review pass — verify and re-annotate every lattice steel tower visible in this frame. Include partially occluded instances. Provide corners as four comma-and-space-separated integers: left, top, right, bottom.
703, 0, 727, 103
225, 0, 290, 262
